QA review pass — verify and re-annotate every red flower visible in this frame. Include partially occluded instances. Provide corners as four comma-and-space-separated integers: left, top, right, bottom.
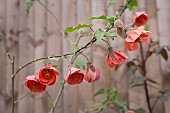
84, 62, 100, 83
133, 11, 148, 27
37, 64, 59, 85
124, 27, 151, 51
65, 67, 84, 85
125, 110, 136, 113
25, 75, 46, 93
105, 49, 128, 68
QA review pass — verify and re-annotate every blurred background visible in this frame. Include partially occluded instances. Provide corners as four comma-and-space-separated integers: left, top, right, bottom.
0, 0, 170, 113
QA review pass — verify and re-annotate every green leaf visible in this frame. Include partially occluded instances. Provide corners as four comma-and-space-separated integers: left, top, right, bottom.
105, 31, 115, 40
88, 15, 108, 20
64, 24, 93, 32
126, 0, 138, 11
159, 95, 168, 101
135, 108, 146, 113
94, 88, 106, 97
106, 89, 118, 102
144, 24, 149, 31
114, 99, 127, 111
107, 16, 116, 25
74, 59, 85, 70
161, 48, 168, 61
26, 0, 34, 15
131, 76, 148, 84
92, 104, 107, 111
52, 65, 58, 70
48, 102, 53, 107
95, 29, 105, 42
108, 0, 115, 7
71, 43, 79, 52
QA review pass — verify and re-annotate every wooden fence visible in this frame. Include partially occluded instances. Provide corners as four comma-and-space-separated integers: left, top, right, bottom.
0, 0, 170, 113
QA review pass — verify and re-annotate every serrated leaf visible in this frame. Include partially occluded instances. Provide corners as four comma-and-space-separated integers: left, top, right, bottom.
74, 59, 85, 70
64, 24, 92, 32
161, 48, 168, 61
108, 0, 115, 7
126, 0, 138, 11
135, 108, 146, 113
95, 29, 105, 42
94, 88, 106, 97
26, 0, 34, 15
107, 16, 116, 25
92, 104, 107, 111
88, 15, 107, 20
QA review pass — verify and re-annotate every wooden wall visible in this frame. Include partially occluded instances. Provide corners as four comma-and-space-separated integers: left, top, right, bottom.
0, 0, 170, 113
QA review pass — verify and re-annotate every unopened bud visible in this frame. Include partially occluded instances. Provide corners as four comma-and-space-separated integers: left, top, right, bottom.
114, 19, 123, 28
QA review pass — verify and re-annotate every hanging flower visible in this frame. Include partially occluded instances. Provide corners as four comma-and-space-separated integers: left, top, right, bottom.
25, 75, 46, 93
37, 64, 59, 85
125, 110, 136, 113
65, 67, 84, 85
105, 48, 128, 68
124, 27, 151, 51
84, 62, 100, 83
133, 11, 148, 27
114, 19, 123, 28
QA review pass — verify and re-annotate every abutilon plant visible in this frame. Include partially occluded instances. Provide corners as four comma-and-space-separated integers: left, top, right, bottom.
1, 0, 170, 113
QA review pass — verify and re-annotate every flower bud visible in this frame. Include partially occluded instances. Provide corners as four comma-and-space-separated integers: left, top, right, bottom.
114, 19, 123, 28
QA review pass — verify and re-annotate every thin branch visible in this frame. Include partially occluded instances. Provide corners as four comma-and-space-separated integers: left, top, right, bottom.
12, 56, 15, 113
14, 92, 31, 104
119, 0, 133, 17
50, 81, 65, 113
139, 42, 153, 113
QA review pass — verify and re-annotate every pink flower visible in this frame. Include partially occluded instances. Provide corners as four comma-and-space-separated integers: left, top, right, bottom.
84, 62, 100, 83
133, 11, 148, 27
37, 64, 59, 85
124, 27, 151, 51
105, 48, 128, 68
65, 67, 84, 85
25, 75, 46, 93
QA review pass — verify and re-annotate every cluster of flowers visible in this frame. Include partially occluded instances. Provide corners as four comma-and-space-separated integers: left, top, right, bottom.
25, 12, 150, 95
25, 62, 100, 92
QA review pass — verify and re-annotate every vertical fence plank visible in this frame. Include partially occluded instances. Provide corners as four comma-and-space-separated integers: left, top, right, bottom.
33, 1, 48, 113
156, 0, 170, 113
17, 0, 35, 113
5, 0, 19, 112
0, 0, 6, 112
46, 0, 63, 112
76, 0, 94, 112
145, 0, 164, 113
61, 0, 78, 113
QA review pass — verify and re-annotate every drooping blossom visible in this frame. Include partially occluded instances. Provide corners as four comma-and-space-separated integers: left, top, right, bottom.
124, 27, 151, 51
84, 62, 100, 83
105, 48, 128, 68
65, 67, 84, 85
25, 75, 46, 93
125, 110, 136, 113
133, 11, 148, 27
37, 64, 59, 85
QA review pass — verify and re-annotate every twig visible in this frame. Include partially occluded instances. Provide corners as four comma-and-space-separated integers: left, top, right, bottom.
119, 0, 133, 17
49, 81, 65, 113
151, 96, 160, 111
139, 42, 152, 113
12, 56, 15, 113
14, 92, 31, 104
